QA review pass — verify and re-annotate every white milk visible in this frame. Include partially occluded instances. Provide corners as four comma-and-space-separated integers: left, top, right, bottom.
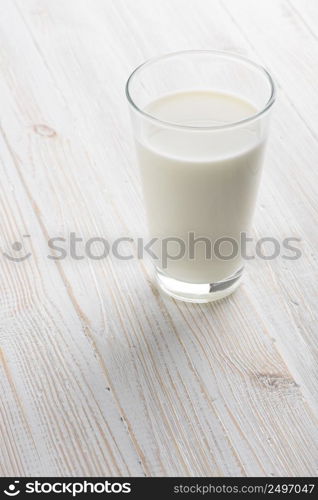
136, 90, 265, 284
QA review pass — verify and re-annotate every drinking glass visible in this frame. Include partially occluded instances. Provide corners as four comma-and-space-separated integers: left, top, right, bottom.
126, 50, 276, 302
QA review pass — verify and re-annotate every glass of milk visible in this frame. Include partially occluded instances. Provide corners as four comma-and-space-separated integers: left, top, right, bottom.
126, 50, 276, 302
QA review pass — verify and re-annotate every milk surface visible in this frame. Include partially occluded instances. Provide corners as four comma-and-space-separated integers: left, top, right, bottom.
136, 91, 265, 283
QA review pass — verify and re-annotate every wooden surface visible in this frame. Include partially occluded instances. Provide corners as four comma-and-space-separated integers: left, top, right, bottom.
0, 0, 318, 477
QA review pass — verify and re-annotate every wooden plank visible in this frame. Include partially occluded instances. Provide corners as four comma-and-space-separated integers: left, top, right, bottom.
0, 126, 144, 476
290, 0, 318, 33
221, 0, 318, 136
218, 0, 318, 411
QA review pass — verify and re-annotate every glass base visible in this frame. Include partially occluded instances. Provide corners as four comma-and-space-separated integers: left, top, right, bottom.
156, 267, 244, 303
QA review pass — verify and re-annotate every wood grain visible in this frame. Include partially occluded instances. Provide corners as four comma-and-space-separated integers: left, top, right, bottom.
0, 0, 317, 476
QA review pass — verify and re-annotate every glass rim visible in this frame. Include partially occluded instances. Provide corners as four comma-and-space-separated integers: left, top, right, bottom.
125, 49, 276, 131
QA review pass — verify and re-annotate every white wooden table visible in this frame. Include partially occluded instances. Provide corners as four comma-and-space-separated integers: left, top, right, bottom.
1, 0, 318, 477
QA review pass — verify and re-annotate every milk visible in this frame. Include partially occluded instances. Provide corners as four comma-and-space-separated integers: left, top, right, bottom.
136, 90, 265, 284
